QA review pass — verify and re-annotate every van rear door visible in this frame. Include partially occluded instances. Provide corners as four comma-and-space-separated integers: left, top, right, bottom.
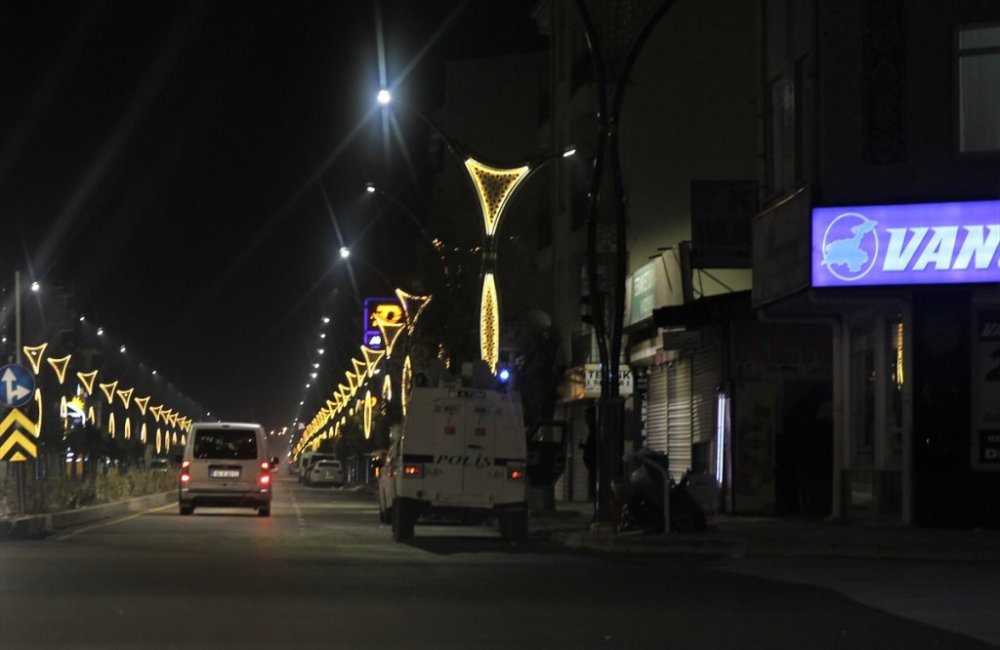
461, 401, 498, 495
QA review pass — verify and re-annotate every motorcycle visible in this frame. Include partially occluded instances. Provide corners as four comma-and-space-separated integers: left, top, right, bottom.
616, 447, 707, 534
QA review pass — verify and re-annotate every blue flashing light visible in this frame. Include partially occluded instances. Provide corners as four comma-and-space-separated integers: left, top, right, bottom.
498, 368, 511, 383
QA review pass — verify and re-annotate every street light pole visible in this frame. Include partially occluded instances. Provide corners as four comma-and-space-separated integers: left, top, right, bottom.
574, 0, 678, 526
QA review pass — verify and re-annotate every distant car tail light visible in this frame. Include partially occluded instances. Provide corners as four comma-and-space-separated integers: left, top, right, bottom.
259, 473, 271, 487
507, 467, 524, 481
402, 464, 423, 478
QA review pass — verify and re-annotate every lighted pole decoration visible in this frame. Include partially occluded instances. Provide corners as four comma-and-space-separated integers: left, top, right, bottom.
376, 90, 573, 374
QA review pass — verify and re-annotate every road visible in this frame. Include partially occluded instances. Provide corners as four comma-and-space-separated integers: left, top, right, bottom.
1, 476, 997, 649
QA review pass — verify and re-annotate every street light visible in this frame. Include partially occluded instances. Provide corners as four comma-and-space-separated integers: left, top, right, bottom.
339, 246, 351, 259
377, 89, 392, 106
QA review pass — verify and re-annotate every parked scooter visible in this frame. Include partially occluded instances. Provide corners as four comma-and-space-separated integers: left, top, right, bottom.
617, 447, 707, 533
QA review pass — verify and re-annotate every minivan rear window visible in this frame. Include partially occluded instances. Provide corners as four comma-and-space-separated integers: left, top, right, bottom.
193, 429, 258, 460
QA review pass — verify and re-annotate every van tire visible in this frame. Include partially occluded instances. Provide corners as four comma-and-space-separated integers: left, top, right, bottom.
392, 498, 416, 541
179, 504, 193, 516
258, 505, 270, 517
378, 500, 390, 524
499, 510, 528, 542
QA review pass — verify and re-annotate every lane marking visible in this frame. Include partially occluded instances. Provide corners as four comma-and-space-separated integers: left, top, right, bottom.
51, 503, 175, 541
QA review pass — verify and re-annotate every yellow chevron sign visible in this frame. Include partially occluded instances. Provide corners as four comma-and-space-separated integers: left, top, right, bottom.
0, 408, 39, 461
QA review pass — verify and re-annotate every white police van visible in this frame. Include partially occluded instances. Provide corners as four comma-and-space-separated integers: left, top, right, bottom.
378, 384, 528, 542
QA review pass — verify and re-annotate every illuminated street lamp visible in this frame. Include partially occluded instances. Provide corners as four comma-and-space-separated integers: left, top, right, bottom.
339, 246, 351, 259
376, 88, 574, 373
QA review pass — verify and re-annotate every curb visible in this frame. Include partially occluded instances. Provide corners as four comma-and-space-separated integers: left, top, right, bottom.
0, 491, 174, 540
547, 529, 1000, 563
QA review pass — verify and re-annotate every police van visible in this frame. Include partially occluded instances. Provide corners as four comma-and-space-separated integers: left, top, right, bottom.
378, 384, 528, 542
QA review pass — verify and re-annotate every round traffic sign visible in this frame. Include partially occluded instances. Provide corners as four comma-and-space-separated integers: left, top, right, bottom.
0, 363, 36, 408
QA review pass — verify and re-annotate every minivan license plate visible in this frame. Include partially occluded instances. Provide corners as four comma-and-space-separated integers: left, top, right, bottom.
210, 468, 240, 478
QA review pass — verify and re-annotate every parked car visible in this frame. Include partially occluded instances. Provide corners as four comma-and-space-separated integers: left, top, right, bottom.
306, 459, 345, 487
149, 457, 171, 473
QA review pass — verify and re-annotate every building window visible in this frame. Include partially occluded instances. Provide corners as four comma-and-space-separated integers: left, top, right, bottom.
957, 23, 1000, 153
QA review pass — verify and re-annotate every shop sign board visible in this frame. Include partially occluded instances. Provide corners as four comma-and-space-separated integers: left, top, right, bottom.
812, 200, 1000, 288
363, 297, 404, 350
583, 364, 634, 397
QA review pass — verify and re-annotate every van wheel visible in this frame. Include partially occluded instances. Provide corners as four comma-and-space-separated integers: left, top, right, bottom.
179, 504, 193, 516
499, 510, 528, 542
258, 506, 270, 517
392, 499, 415, 542
378, 500, 389, 524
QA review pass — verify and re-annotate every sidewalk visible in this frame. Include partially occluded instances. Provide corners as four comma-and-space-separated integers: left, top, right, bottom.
529, 504, 1000, 563
0, 491, 174, 540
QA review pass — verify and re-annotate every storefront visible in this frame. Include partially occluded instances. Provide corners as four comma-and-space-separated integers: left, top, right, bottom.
757, 196, 1000, 526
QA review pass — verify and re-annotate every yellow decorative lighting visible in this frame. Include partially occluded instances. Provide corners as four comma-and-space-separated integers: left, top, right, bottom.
99, 381, 118, 404
480, 272, 499, 374
361, 346, 386, 376
156, 429, 162, 454
134, 396, 150, 415
346, 370, 358, 392
124, 417, 132, 440
374, 314, 405, 358
108, 412, 116, 438
46, 355, 72, 384
150, 405, 163, 422
402, 354, 412, 417
22, 343, 48, 374
77, 370, 98, 396
363, 389, 373, 439
140, 422, 147, 444
116, 387, 134, 409
382, 374, 392, 403
352, 358, 367, 382
87, 406, 95, 424
181, 433, 186, 446
463, 157, 530, 237
394, 289, 433, 334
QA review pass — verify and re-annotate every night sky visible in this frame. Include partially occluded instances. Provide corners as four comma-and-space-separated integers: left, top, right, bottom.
1, 0, 543, 428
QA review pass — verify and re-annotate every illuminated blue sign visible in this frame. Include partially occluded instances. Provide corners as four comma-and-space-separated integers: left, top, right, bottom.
363, 298, 404, 351
812, 200, 1000, 287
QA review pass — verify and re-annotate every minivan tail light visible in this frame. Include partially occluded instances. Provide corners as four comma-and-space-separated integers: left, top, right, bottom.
402, 464, 423, 478
180, 462, 191, 484
507, 467, 524, 481
259, 473, 271, 486
261, 461, 270, 471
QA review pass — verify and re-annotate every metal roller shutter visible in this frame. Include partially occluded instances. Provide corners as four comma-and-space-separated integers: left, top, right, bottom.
667, 358, 692, 481
646, 365, 668, 453
692, 329, 721, 445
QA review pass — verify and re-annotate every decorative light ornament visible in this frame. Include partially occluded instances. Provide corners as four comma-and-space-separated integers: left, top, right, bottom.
77, 370, 98, 396
374, 314, 405, 358
480, 273, 499, 373
46, 355, 72, 384
99, 381, 118, 404
361, 346, 386, 377
134, 396, 150, 415
150, 405, 163, 422
363, 389, 373, 439
124, 417, 132, 440
382, 374, 392, 403
351, 358, 367, 382
463, 158, 530, 237
22, 343, 48, 374
140, 422, 147, 444
108, 412, 116, 438
394, 289, 433, 334
116, 387, 134, 409
402, 354, 413, 417
156, 429, 162, 454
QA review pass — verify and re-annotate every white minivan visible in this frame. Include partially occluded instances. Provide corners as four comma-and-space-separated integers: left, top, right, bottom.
178, 422, 277, 516
378, 385, 528, 541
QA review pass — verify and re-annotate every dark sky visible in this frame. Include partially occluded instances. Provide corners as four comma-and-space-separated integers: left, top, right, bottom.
0, 0, 543, 429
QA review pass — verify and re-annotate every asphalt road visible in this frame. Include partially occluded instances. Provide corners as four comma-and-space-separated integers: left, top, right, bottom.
1, 476, 996, 649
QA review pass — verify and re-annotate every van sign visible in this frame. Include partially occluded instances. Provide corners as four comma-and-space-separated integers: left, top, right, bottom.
811, 200, 999, 287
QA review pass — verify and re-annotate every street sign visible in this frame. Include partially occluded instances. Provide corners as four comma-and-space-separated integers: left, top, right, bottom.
0, 408, 38, 461
363, 297, 404, 350
0, 364, 35, 408
583, 364, 633, 397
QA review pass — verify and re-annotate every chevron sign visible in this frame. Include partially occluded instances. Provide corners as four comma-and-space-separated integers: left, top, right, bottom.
0, 408, 39, 461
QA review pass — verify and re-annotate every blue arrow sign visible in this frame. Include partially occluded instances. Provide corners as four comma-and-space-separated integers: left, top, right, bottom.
0, 364, 35, 408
